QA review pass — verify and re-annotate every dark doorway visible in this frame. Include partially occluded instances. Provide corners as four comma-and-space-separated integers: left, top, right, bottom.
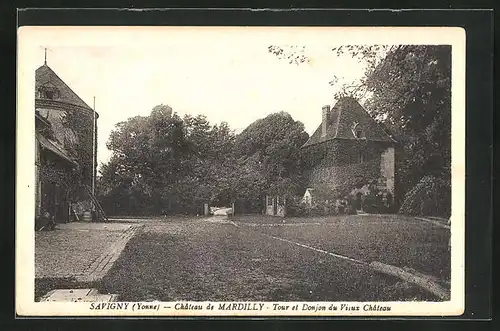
54, 185, 69, 223
41, 180, 70, 223
355, 192, 363, 210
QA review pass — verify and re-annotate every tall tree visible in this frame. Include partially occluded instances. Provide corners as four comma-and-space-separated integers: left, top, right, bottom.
268, 44, 451, 204
99, 104, 240, 215
233, 111, 309, 198
101, 106, 192, 214
363, 45, 451, 199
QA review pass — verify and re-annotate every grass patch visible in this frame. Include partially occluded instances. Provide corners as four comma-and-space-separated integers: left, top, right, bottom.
237, 214, 450, 282
101, 220, 438, 302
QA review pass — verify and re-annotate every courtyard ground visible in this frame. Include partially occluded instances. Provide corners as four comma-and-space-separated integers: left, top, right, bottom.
94, 214, 448, 302
35, 222, 142, 300
231, 214, 450, 282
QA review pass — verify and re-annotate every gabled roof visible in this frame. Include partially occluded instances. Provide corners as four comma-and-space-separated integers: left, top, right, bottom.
302, 97, 395, 148
35, 64, 94, 111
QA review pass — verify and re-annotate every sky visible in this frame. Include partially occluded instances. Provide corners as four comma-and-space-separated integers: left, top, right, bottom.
19, 26, 461, 171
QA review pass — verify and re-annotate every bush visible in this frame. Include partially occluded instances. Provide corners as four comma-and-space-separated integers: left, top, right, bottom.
341, 196, 356, 215
398, 175, 451, 218
362, 193, 378, 213
361, 191, 392, 214
286, 196, 345, 217
286, 198, 308, 217
345, 203, 357, 215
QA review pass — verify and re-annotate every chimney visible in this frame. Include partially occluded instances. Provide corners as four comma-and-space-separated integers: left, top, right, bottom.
321, 105, 331, 137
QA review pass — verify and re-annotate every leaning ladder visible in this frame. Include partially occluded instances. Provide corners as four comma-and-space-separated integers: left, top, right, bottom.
83, 185, 109, 222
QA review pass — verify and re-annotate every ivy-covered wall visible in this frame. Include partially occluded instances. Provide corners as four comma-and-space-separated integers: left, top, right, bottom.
35, 64, 99, 221
65, 106, 95, 189
323, 139, 386, 166
36, 100, 97, 202
303, 139, 393, 199
38, 149, 75, 221
309, 159, 380, 198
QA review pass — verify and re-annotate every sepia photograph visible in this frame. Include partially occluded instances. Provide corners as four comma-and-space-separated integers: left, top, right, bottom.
16, 26, 465, 316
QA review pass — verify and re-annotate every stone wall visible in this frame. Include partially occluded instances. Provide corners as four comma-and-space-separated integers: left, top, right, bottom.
380, 147, 395, 194
309, 159, 381, 198
304, 139, 394, 199
35, 137, 41, 217
308, 139, 386, 168
36, 100, 98, 210
36, 101, 96, 194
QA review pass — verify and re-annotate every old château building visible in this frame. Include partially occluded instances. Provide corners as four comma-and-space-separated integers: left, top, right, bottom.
301, 97, 396, 210
35, 57, 99, 224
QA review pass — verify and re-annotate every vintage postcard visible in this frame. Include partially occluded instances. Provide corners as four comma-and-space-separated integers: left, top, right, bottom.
16, 26, 465, 317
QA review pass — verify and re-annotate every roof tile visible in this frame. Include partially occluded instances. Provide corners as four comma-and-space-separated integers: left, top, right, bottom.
302, 97, 394, 147
35, 64, 93, 111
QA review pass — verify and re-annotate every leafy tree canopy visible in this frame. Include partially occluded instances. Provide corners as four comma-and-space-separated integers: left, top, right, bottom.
268, 44, 451, 204
99, 105, 309, 215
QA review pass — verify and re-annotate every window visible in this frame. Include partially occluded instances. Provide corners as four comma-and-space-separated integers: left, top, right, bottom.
352, 122, 364, 139
37, 84, 60, 100
267, 197, 273, 206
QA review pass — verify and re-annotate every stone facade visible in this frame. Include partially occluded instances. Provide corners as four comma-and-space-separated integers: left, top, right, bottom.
301, 97, 396, 205
380, 146, 395, 194
35, 63, 99, 222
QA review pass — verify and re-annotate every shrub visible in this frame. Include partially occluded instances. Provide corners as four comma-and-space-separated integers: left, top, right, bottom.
308, 204, 323, 216
398, 175, 451, 218
315, 199, 339, 216
285, 192, 370, 217
342, 196, 357, 215
345, 203, 357, 215
286, 196, 345, 217
362, 193, 378, 213
361, 190, 392, 214
286, 198, 308, 217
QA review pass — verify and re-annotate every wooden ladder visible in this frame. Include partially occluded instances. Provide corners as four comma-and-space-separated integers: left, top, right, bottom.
84, 185, 109, 222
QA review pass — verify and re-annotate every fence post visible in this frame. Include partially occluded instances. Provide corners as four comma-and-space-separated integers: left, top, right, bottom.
232, 202, 235, 216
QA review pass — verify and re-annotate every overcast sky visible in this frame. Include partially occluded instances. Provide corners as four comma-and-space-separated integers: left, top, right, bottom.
19, 27, 459, 171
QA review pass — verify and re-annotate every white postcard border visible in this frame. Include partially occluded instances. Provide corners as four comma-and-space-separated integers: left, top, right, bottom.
16, 26, 466, 317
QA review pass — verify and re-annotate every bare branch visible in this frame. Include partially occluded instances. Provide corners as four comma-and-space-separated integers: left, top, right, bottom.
268, 45, 310, 65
